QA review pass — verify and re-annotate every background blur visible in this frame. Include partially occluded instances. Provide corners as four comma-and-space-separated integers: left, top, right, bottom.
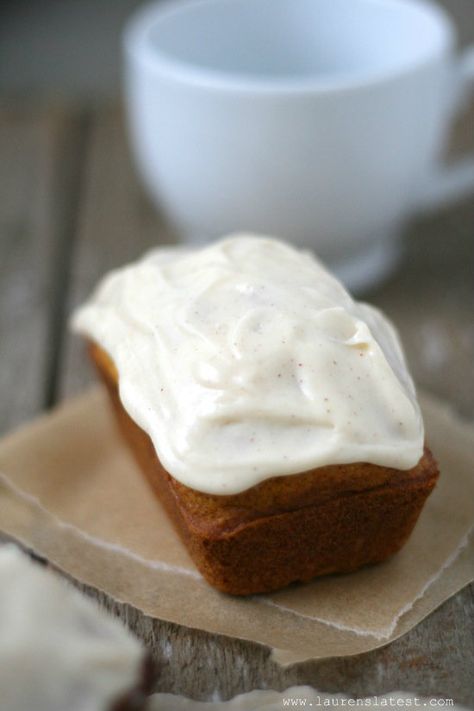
1, 0, 474, 99
1, 0, 473, 425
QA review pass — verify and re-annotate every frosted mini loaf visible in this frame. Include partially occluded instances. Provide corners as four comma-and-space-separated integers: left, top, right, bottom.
72, 234, 424, 495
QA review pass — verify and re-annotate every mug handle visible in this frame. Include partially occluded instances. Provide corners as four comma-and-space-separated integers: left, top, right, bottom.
417, 45, 474, 211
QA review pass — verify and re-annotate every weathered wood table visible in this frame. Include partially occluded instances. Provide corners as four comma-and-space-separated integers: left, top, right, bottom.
1, 101, 473, 705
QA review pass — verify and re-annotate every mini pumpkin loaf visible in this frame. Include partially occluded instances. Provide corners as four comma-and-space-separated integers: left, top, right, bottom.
72, 235, 439, 595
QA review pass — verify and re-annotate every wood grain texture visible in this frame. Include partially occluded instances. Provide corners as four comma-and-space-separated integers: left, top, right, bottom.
0, 102, 473, 705
369, 100, 474, 421
0, 102, 88, 433
369, 199, 474, 421
59, 106, 175, 399
70, 580, 474, 705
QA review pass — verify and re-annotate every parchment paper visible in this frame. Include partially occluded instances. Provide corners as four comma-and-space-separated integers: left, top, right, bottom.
0, 387, 472, 666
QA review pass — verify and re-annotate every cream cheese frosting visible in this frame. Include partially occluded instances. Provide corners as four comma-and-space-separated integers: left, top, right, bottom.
71, 234, 424, 495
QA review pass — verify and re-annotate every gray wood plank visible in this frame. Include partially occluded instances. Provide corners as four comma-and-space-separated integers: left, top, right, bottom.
0, 103, 87, 433
56, 104, 474, 704
66, 580, 472, 705
369, 100, 474, 421
59, 105, 175, 400
371, 200, 474, 420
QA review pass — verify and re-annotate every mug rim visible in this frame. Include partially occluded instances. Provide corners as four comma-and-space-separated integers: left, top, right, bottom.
123, 0, 456, 94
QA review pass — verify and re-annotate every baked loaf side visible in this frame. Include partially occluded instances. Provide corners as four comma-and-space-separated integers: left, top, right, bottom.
90, 342, 439, 596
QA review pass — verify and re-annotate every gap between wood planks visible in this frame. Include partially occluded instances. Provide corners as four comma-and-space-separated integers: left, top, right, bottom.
43, 106, 92, 409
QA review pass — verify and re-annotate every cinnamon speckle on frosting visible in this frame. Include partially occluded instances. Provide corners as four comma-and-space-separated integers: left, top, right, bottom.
72, 234, 424, 495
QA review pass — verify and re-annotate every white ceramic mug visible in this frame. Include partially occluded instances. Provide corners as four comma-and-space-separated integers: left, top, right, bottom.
124, 0, 474, 289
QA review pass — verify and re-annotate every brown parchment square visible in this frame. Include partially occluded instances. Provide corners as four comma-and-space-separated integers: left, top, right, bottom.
0, 387, 472, 665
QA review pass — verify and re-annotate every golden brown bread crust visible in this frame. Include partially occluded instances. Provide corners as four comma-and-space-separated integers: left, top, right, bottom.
88, 341, 439, 595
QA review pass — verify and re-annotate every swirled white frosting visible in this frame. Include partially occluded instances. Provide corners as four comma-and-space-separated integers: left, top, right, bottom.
72, 234, 424, 494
